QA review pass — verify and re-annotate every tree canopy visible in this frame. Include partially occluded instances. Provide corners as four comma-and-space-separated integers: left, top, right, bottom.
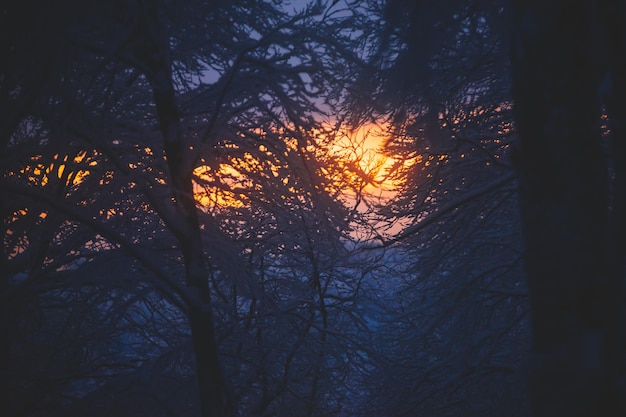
3, 1, 624, 417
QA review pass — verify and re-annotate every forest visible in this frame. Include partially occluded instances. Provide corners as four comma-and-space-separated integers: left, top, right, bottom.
2, 1, 625, 416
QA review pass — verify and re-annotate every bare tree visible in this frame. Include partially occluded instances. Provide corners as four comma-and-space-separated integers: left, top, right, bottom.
343, 1, 532, 415
1, 1, 376, 416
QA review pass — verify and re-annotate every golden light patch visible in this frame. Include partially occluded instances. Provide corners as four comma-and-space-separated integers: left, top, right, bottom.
333, 122, 400, 194
193, 164, 246, 208
18, 151, 96, 188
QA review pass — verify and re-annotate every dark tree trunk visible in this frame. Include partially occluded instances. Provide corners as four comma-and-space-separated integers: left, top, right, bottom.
511, 0, 626, 415
133, 4, 231, 417
602, 1, 626, 411
154, 88, 231, 417
0, 228, 13, 417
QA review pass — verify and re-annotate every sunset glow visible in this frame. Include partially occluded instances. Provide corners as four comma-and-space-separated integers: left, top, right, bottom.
18, 151, 94, 188
190, 122, 401, 210
193, 164, 247, 208
333, 122, 400, 197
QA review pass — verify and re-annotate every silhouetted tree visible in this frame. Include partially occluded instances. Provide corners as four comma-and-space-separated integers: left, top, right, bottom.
511, 1, 626, 416
345, 1, 532, 415
1, 1, 373, 416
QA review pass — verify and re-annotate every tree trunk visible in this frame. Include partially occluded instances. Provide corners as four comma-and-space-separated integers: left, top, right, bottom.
511, 0, 625, 415
602, 1, 626, 411
0, 231, 13, 417
134, 4, 231, 417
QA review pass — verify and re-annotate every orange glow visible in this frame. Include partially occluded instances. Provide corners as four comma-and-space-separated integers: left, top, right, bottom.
334, 122, 400, 195
18, 152, 94, 187
189, 122, 405, 210
188, 122, 405, 210
193, 164, 247, 208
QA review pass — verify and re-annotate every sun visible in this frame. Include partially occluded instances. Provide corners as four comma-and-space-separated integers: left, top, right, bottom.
189, 121, 401, 210
334, 122, 398, 194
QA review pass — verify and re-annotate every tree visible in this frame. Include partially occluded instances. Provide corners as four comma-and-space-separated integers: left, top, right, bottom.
511, 1, 626, 416
1, 1, 375, 416
344, 1, 532, 415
